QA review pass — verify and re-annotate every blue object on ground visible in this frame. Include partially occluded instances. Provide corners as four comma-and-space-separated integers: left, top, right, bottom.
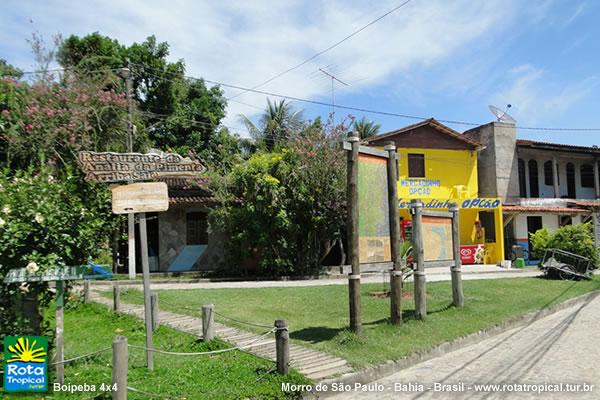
167, 245, 207, 272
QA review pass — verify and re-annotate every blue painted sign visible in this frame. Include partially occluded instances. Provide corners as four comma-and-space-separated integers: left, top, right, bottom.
398, 198, 502, 209
401, 179, 441, 196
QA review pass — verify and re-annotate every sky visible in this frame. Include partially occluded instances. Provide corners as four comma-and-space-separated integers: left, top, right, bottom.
1, 0, 599, 146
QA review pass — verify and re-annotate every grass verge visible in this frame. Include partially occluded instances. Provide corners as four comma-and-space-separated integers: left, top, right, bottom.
110, 276, 600, 368
1, 302, 309, 399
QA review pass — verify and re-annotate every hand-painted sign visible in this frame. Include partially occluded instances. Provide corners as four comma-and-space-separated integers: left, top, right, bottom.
78, 151, 206, 183
4, 336, 48, 392
358, 153, 391, 263
422, 215, 453, 262
398, 198, 501, 210
401, 179, 441, 196
112, 182, 169, 214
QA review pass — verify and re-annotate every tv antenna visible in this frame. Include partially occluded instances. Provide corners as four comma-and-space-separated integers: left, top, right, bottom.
319, 67, 349, 117
488, 104, 516, 124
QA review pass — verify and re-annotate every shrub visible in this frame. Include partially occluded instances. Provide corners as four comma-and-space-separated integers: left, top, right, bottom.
211, 123, 346, 276
530, 223, 600, 267
0, 166, 117, 336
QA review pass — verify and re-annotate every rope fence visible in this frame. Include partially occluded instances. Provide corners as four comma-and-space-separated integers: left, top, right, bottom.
127, 327, 278, 356
50, 346, 112, 366
212, 310, 274, 329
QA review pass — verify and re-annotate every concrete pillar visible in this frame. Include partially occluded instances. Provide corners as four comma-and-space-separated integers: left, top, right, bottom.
553, 157, 560, 198
594, 159, 600, 199
524, 159, 530, 198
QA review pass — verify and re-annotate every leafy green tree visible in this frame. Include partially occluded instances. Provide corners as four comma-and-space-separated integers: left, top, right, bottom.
212, 120, 347, 275
0, 166, 118, 336
239, 99, 304, 151
0, 59, 23, 78
352, 116, 381, 139
57, 33, 227, 156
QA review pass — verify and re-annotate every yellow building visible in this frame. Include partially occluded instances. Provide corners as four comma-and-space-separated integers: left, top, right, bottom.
365, 119, 505, 264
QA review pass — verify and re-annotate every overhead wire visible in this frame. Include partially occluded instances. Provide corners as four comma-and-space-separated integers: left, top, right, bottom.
133, 64, 600, 133
225, 0, 413, 101
11, 61, 600, 134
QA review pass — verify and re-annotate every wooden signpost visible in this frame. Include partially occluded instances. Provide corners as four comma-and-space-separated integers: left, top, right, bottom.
79, 150, 205, 370
110, 181, 170, 370
410, 199, 464, 320
111, 182, 169, 214
343, 136, 400, 332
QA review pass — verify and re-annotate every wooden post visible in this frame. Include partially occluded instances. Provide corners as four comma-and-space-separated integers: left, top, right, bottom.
139, 212, 154, 370
151, 292, 159, 331
346, 133, 362, 335
385, 142, 402, 325
202, 304, 214, 341
83, 280, 90, 303
411, 200, 426, 320
450, 204, 464, 307
275, 319, 289, 375
113, 283, 120, 313
55, 280, 64, 384
127, 214, 136, 280
112, 335, 128, 400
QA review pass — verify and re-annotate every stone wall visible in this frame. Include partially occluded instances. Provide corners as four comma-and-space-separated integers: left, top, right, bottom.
157, 206, 225, 271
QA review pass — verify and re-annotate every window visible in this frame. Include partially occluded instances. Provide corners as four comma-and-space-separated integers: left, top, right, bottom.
544, 160, 553, 186
407, 154, 425, 178
559, 215, 573, 227
186, 212, 208, 245
566, 163, 576, 198
528, 159, 539, 197
581, 164, 594, 188
518, 158, 527, 197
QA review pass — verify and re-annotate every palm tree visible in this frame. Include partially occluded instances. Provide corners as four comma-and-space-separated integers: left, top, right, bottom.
239, 99, 303, 151
352, 116, 381, 139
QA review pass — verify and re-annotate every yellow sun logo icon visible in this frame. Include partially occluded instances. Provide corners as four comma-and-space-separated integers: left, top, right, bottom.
7, 337, 47, 363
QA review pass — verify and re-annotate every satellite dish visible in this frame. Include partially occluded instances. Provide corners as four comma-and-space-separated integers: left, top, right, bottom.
488, 104, 516, 124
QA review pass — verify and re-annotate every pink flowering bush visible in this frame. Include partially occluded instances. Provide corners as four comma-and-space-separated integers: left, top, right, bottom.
1, 74, 131, 168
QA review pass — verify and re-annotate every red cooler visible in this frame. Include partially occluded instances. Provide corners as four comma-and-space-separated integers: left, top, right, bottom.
460, 244, 485, 264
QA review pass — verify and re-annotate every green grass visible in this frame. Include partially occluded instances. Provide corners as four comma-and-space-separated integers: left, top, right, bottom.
111, 276, 600, 368
1, 303, 309, 399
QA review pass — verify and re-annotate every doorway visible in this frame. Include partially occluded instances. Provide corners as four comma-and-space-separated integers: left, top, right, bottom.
526, 216, 543, 261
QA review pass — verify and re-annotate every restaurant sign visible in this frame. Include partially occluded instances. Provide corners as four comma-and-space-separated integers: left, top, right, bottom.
78, 151, 206, 183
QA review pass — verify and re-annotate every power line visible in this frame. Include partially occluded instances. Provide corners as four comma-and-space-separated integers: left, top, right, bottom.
136, 65, 600, 133
13, 61, 600, 134
225, 0, 413, 101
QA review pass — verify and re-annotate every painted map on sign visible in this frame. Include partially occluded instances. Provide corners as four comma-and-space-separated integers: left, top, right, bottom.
422, 216, 453, 262
358, 153, 391, 263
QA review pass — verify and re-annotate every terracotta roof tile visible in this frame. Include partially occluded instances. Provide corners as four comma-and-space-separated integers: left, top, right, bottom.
503, 205, 590, 214
364, 118, 481, 148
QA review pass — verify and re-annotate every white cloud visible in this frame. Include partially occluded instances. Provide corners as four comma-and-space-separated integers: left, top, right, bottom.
2, 0, 517, 135
491, 64, 599, 124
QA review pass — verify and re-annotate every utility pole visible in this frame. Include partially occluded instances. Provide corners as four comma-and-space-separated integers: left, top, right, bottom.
122, 60, 136, 280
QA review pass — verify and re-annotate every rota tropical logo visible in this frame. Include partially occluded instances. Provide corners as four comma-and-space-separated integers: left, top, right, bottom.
3, 336, 48, 392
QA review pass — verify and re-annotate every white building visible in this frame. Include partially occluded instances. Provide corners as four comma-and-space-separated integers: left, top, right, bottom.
463, 122, 600, 262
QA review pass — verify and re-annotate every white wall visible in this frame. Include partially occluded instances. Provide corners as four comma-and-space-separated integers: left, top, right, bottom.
517, 151, 598, 199
514, 214, 559, 239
